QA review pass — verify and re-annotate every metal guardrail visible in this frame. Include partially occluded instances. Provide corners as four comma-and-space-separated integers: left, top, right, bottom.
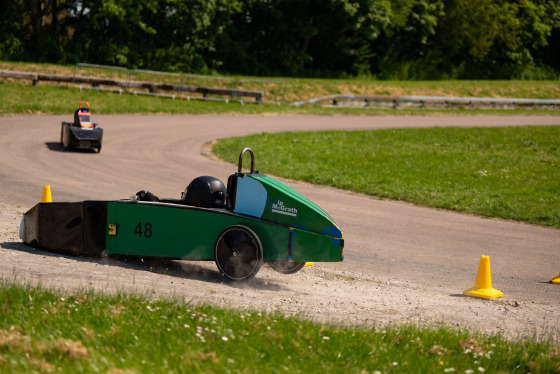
4, 67, 558, 109
291, 94, 560, 109
0, 67, 265, 103
73, 63, 286, 103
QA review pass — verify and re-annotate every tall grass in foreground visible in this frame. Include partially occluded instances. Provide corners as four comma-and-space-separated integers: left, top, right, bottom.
214, 126, 560, 228
1, 281, 558, 373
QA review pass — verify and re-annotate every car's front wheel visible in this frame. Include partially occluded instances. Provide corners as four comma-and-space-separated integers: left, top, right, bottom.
214, 225, 262, 281
60, 124, 70, 151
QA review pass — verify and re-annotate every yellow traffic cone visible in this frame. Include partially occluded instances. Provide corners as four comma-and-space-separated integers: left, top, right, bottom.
304, 262, 314, 267
41, 185, 52, 203
552, 273, 560, 284
463, 255, 503, 299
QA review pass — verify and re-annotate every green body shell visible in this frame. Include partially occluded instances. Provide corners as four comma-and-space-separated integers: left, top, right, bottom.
236, 174, 343, 238
106, 173, 343, 263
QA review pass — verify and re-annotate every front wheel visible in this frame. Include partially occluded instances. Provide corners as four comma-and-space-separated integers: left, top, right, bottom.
60, 124, 70, 151
214, 225, 262, 281
267, 260, 306, 274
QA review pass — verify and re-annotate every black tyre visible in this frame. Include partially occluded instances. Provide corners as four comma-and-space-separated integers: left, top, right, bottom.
60, 124, 70, 151
214, 225, 262, 281
267, 260, 306, 274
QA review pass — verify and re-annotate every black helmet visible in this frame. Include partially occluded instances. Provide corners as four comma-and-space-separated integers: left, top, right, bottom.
182, 176, 226, 208
135, 190, 159, 201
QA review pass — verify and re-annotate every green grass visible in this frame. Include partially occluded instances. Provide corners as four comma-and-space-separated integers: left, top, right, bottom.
1, 281, 559, 373
214, 126, 560, 228
281, 77, 560, 102
0, 82, 301, 115
2, 82, 559, 116
3, 60, 560, 103
2, 58, 560, 116
2, 62, 560, 372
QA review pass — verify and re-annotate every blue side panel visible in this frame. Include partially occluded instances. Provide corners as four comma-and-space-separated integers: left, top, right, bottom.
322, 225, 343, 240
233, 176, 267, 218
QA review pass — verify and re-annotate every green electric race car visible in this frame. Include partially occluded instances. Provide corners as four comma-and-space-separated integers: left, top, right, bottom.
20, 148, 344, 281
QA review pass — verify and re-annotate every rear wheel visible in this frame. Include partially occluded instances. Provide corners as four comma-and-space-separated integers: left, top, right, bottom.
267, 260, 306, 274
214, 225, 262, 281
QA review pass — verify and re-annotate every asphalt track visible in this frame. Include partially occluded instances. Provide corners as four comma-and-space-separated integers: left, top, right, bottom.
1, 114, 559, 307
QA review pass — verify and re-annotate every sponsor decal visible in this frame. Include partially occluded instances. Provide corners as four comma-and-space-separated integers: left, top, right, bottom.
271, 199, 297, 217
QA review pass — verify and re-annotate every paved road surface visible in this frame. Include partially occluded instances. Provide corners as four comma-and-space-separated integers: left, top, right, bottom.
1, 114, 559, 331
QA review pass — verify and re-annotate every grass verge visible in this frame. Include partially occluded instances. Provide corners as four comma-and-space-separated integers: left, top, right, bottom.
2, 60, 560, 103
1, 81, 559, 116
214, 126, 560, 228
1, 281, 559, 373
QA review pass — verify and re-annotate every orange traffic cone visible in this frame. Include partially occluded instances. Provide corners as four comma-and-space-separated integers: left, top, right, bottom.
552, 273, 560, 284
41, 185, 52, 203
463, 255, 503, 299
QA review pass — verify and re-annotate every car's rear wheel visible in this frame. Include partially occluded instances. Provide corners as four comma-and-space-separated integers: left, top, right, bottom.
267, 260, 306, 274
214, 225, 262, 281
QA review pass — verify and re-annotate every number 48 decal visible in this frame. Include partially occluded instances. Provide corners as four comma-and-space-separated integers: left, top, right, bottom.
135, 222, 153, 238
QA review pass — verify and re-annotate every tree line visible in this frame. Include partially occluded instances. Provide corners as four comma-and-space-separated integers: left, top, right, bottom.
1, 0, 559, 79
